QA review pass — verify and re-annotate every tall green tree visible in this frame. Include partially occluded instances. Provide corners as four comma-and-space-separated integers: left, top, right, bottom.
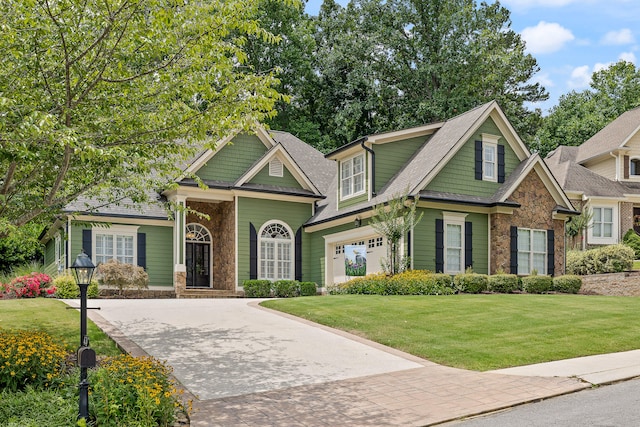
535, 60, 640, 156
0, 0, 290, 237
274, 0, 546, 151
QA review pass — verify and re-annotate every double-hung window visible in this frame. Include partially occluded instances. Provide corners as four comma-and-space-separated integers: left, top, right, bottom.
443, 212, 467, 274
592, 207, 613, 238
340, 153, 365, 199
483, 142, 497, 181
517, 228, 546, 275
93, 225, 138, 265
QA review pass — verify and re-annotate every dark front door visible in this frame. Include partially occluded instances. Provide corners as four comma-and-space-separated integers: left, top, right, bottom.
186, 242, 211, 288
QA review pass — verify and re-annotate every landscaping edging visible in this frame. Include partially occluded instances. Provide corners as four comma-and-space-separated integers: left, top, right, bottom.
579, 271, 640, 296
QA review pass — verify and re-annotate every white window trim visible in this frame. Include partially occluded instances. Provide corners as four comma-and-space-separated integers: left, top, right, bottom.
588, 204, 618, 245
92, 224, 139, 266
258, 220, 294, 281
340, 152, 366, 201
517, 228, 547, 276
443, 212, 467, 275
54, 232, 64, 274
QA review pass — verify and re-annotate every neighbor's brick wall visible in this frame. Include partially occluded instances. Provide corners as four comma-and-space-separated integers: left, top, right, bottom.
187, 201, 236, 291
620, 202, 634, 240
490, 170, 566, 275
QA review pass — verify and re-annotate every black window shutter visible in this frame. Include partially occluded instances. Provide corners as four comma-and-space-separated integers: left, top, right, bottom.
498, 145, 505, 183
475, 140, 483, 180
465, 221, 473, 269
435, 219, 444, 273
295, 227, 302, 281
249, 223, 257, 280
407, 230, 412, 257
137, 233, 147, 270
82, 229, 92, 258
547, 229, 555, 276
510, 226, 518, 275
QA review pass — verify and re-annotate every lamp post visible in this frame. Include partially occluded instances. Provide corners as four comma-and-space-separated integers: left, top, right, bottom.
71, 249, 96, 422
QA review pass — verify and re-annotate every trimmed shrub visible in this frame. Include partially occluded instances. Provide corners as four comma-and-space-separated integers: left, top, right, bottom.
273, 280, 299, 298
488, 274, 519, 293
567, 244, 634, 275
0, 329, 68, 391
298, 282, 318, 296
623, 229, 640, 259
52, 273, 99, 299
521, 275, 553, 294
552, 275, 582, 294
243, 280, 271, 298
453, 273, 489, 294
96, 259, 149, 294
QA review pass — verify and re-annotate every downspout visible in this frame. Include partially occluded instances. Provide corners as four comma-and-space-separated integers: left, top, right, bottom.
610, 152, 619, 181
360, 137, 376, 196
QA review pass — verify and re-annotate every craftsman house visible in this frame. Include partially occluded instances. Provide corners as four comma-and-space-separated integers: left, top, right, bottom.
41, 101, 576, 296
546, 106, 640, 247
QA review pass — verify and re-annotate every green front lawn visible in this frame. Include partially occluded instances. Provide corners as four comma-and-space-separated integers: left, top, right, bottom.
262, 294, 640, 371
0, 298, 121, 356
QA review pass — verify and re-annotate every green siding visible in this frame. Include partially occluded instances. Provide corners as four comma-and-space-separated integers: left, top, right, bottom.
412, 209, 488, 274
196, 134, 268, 182
374, 136, 428, 193
249, 163, 303, 189
237, 197, 313, 286
70, 222, 174, 287
425, 118, 519, 197
43, 239, 57, 276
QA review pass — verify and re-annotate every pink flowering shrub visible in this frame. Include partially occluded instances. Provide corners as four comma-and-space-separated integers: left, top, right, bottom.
2, 273, 56, 299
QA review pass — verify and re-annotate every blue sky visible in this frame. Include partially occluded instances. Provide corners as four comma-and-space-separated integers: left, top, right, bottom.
305, 0, 640, 113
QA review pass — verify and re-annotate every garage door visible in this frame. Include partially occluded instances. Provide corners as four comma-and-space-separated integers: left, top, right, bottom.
333, 236, 386, 284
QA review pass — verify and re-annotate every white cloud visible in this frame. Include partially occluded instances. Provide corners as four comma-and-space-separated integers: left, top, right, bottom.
619, 52, 637, 63
601, 29, 635, 45
521, 22, 575, 54
568, 66, 592, 89
533, 72, 554, 88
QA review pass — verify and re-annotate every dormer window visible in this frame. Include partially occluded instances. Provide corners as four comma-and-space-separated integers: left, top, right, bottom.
340, 153, 365, 199
475, 134, 505, 183
483, 142, 497, 181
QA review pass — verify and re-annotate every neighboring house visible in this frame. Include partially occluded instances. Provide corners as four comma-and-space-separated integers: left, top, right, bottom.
41, 101, 576, 297
546, 106, 640, 247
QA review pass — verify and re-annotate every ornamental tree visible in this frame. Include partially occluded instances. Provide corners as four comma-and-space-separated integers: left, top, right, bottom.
0, 0, 292, 237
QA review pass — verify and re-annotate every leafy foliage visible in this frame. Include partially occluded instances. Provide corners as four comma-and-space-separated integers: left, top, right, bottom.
243, 280, 273, 298
329, 270, 455, 295
2, 273, 55, 299
487, 274, 519, 293
453, 272, 489, 294
0, 329, 68, 392
370, 193, 423, 276
298, 282, 318, 296
0, 0, 289, 234
0, 387, 76, 427
273, 280, 299, 298
552, 275, 582, 294
521, 275, 553, 294
95, 259, 149, 294
566, 244, 635, 275
536, 61, 640, 156
623, 229, 640, 259
89, 355, 188, 427
52, 273, 99, 299
0, 223, 44, 274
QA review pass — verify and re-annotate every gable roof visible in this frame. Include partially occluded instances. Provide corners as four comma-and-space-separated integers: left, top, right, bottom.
576, 106, 640, 163
306, 101, 565, 227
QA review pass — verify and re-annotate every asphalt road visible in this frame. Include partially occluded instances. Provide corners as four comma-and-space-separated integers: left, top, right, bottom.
443, 378, 640, 427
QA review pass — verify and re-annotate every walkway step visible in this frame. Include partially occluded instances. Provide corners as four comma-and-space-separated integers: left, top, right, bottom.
178, 289, 244, 299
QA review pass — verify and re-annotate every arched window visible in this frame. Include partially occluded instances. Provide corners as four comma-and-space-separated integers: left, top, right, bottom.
259, 221, 293, 280
186, 223, 211, 242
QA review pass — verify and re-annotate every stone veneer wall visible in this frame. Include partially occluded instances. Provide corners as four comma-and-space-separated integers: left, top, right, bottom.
187, 201, 236, 291
490, 170, 566, 275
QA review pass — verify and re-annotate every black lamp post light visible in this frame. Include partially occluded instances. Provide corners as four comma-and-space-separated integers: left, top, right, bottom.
70, 249, 97, 422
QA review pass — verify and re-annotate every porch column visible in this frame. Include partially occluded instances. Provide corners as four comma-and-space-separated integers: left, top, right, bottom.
173, 196, 187, 296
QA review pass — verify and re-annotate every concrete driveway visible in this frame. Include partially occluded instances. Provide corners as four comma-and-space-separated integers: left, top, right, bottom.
85, 298, 423, 400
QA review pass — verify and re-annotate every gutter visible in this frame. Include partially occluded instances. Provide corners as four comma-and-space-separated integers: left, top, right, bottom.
360, 137, 376, 197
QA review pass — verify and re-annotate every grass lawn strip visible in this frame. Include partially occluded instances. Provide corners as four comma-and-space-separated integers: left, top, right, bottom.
0, 299, 121, 356
262, 294, 640, 371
